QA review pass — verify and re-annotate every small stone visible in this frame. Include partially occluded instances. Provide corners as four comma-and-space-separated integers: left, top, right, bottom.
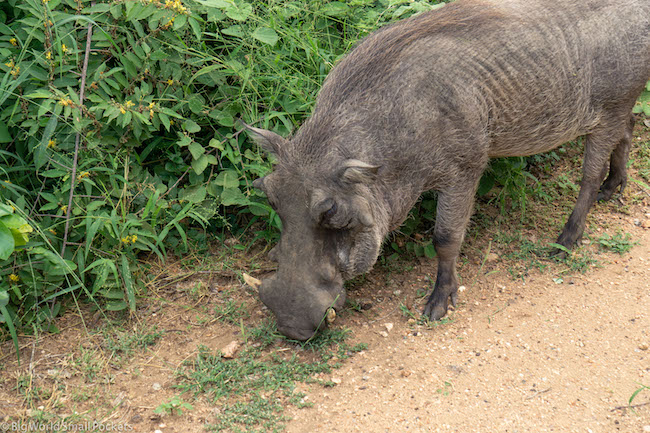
221, 340, 241, 359
378, 331, 389, 338
384, 323, 394, 332
639, 343, 649, 351
159, 423, 166, 428
155, 430, 163, 433
407, 318, 416, 326
129, 414, 143, 424
152, 382, 162, 391
400, 370, 412, 378
331, 377, 342, 385
643, 425, 650, 433
642, 220, 650, 229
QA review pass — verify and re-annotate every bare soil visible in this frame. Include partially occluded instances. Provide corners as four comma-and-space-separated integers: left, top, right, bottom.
1, 128, 649, 433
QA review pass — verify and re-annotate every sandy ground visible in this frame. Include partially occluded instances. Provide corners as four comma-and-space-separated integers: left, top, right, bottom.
285, 220, 650, 433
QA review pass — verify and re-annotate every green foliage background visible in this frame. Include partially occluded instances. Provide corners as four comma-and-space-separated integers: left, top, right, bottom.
0, 0, 446, 342
0, 0, 648, 345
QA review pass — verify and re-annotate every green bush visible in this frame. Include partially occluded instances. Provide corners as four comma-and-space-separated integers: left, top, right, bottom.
0, 0, 445, 344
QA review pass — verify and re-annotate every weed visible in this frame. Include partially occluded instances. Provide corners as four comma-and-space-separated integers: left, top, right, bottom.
596, 231, 638, 254
436, 381, 454, 396
629, 383, 650, 407
154, 395, 194, 416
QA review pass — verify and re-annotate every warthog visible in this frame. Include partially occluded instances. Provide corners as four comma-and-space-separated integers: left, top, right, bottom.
245, 0, 650, 340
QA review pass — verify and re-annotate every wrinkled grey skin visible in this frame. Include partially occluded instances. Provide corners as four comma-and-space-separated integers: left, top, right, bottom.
246, 0, 650, 341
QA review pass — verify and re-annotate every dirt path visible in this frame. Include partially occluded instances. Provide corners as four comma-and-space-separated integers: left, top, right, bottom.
286, 218, 650, 433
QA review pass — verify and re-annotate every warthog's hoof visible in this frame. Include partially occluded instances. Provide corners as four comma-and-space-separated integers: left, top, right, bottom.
423, 288, 458, 321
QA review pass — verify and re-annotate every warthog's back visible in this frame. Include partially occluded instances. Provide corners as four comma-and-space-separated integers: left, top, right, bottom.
304, 0, 650, 165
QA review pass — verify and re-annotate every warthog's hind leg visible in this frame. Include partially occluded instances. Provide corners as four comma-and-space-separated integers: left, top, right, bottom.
597, 113, 635, 201
554, 111, 634, 256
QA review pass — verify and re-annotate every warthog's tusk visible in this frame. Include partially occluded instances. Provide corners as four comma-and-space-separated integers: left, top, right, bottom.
243, 273, 262, 289
326, 308, 336, 324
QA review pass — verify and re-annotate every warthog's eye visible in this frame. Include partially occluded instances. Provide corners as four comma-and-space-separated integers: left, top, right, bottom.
314, 198, 339, 226
323, 201, 338, 222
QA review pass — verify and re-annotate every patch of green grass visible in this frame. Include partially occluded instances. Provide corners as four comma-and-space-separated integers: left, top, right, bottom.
214, 294, 250, 325
175, 322, 365, 432
596, 231, 638, 254
101, 324, 164, 364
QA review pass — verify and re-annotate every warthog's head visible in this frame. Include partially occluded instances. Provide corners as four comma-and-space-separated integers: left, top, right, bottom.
245, 125, 387, 340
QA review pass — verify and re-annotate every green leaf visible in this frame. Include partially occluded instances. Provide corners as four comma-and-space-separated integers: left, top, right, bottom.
220, 187, 248, 206
424, 243, 437, 259
188, 142, 205, 159
1, 214, 33, 247
191, 154, 209, 175
194, 0, 230, 7
214, 170, 240, 188
179, 185, 207, 203
320, 2, 350, 17
0, 222, 14, 260
121, 254, 136, 311
0, 303, 19, 364
184, 119, 201, 133
0, 204, 13, 217
0, 123, 11, 143
188, 95, 204, 114
106, 300, 128, 311
225, 1, 252, 21
150, 50, 170, 61
222, 25, 244, 37
173, 13, 188, 30
252, 27, 279, 46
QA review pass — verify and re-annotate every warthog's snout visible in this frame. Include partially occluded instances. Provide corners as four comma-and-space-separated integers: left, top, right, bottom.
258, 275, 346, 341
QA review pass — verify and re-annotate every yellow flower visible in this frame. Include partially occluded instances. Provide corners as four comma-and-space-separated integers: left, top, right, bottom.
130, 235, 138, 243
10, 38, 17, 47
167, 79, 174, 85
77, 171, 90, 181
150, 110, 155, 118
169, 119, 174, 126
47, 139, 56, 148
10, 66, 19, 77
61, 44, 68, 53
46, 51, 52, 60
4, 60, 14, 68
120, 106, 126, 114
60, 205, 67, 213
9, 274, 19, 283
148, 102, 156, 109
125, 100, 135, 108
49, 229, 56, 235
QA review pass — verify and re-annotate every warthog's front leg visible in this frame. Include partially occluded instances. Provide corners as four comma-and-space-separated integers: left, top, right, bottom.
424, 175, 482, 321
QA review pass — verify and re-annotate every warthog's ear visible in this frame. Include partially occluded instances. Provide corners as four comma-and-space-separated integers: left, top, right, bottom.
241, 122, 287, 157
340, 159, 380, 184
